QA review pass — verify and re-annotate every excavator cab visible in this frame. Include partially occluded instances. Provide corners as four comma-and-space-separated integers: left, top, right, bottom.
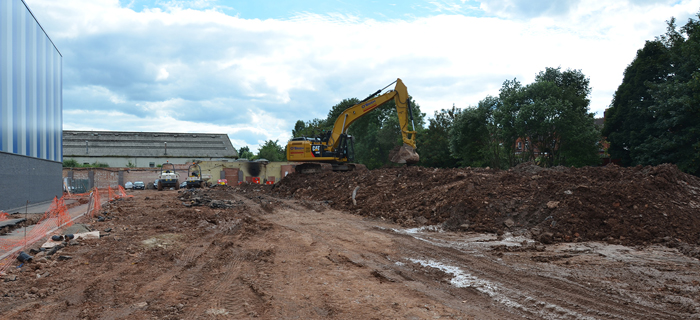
336, 134, 355, 163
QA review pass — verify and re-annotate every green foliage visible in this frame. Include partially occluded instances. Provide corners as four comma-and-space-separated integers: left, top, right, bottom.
348, 96, 425, 169
62, 159, 110, 168
496, 68, 600, 167
126, 160, 136, 168
63, 159, 79, 167
450, 68, 600, 169
604, 14, 700, 175
603, 40, 670, 166
257, 140, 286, 162
450, 96, 506, 168
238, 146, 255, 159
418, 106, 461, 168
292, 118, 328, 138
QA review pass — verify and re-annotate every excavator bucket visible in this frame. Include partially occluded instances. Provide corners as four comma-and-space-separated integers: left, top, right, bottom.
389, 144, 420, 164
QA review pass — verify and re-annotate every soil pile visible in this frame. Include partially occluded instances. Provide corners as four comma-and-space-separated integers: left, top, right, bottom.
269, 163, 700, 246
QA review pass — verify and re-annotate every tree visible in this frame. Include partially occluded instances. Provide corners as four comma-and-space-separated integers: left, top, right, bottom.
418, 106, 461, 168
603, 40, 670, 166
604, 14, 700, 175
238, 146, 255, 159
292, 118, 327, 138
497, 68, 600, 167
257, 140, 286, 162
450, 96, 505, 168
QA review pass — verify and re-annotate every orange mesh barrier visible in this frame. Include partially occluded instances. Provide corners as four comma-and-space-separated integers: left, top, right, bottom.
108, 186, 117, 201
0, 211, 8, 222
0, 188, 118, 273
88, 189, 102, 218
117, 185, 133, 198
0, 251, 20, 274
0, 196, 74, 273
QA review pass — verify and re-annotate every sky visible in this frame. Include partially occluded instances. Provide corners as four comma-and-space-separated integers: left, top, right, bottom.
22, 0, 700, 152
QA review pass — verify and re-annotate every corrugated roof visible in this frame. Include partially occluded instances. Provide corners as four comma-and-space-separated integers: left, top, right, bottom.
63, 130, 238, 158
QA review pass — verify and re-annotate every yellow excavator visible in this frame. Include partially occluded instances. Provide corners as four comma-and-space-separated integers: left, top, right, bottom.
287, 78, 419, 173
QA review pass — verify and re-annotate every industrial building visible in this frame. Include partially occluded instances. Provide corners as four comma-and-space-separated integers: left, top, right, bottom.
62, 130, 239, 168
0, 0, 63, 211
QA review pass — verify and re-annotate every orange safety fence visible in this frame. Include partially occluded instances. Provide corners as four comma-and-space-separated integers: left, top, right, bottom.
0, 196, 74, 274
117, 185, 133, 198
108, 186, 117, 201
0, 211, 8, 222
87, 188, 102, 218
0, 187, 116, 273
0, 251, 20, 271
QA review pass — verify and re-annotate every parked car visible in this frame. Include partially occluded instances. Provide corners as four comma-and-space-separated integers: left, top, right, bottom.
180, 181, 188, 189
124, 181, 133, 189
153, 179, 159, 189
133, 181, 145, 190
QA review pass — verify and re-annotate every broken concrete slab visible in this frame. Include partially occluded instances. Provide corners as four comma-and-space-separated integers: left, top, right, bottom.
0, 218, 26, 229
62, 224, 91, 235
42, 231, 100, 248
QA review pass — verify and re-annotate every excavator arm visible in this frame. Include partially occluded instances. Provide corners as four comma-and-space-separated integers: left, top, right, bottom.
326, 78, 418, 163
327, 78, 416, 150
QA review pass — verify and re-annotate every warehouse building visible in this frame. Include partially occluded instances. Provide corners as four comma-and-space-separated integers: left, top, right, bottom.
0, 0, 63, 211
62, 130, 239, 168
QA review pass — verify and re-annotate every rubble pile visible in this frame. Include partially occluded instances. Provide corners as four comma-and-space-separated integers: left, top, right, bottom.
179, 188, 242, 209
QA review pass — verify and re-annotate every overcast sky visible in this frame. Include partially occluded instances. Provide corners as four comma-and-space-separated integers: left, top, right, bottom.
24, 0, 700, 152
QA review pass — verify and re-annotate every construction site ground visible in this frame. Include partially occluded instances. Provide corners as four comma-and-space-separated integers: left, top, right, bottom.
1, 163, 700, 319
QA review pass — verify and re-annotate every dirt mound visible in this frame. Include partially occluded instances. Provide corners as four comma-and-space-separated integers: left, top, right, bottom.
269, 163, 700, 247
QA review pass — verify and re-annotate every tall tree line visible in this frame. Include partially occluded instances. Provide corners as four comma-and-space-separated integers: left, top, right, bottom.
291, 68, 600, 170
445, 67, 600, 169
603, 13, 700, 176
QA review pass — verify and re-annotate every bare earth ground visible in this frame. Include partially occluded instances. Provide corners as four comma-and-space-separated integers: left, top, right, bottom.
1, 164, 700, 319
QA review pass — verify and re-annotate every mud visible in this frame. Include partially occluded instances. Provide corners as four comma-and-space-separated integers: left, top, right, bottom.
0, 163, 699, 319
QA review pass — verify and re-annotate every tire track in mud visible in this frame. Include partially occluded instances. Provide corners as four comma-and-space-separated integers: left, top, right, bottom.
391, 231, 687, 320
176, 237, 268, 318
251, 193, 689, 319
258, 201, 474, 319
223, 191, 697, 319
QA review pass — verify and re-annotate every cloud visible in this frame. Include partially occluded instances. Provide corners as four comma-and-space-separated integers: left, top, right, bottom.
24, 0, 700, 151
479, 0, 582, 18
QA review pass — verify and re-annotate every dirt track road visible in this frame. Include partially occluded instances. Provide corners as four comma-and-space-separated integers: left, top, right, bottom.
1, 188, 699, 319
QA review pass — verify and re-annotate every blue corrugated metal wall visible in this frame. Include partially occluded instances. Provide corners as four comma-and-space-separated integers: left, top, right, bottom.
0, 0, 62, 162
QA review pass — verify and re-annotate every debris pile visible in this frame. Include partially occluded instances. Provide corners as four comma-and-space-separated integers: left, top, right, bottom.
178, 189, 242, 209
270, 163, 700, 247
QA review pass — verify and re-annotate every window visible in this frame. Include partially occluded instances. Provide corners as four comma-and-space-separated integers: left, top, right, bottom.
149, 162, 155, 168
